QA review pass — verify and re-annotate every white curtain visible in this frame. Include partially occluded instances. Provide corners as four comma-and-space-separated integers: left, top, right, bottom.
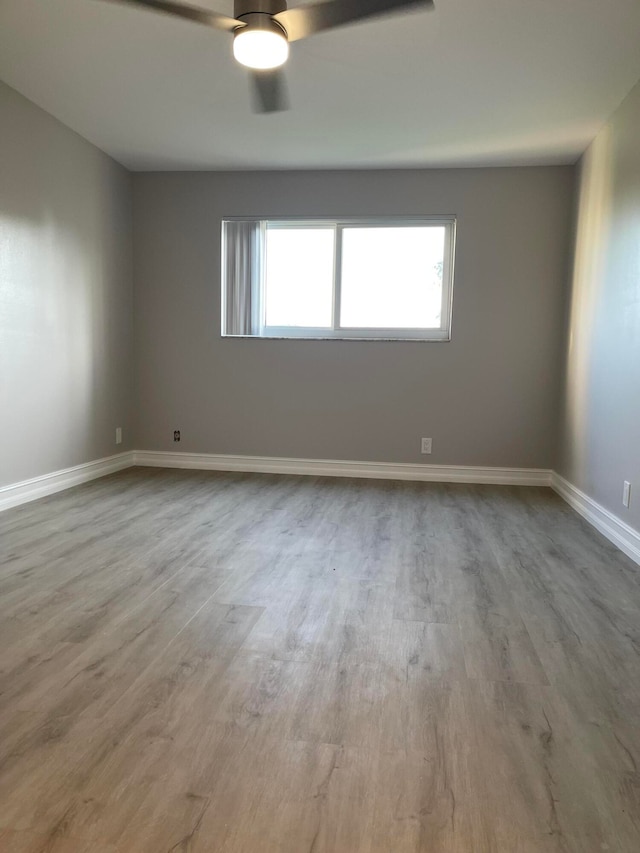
223, 220, 264, 335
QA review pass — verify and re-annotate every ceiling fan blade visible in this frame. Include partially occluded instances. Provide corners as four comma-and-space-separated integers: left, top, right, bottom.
273, 0, 434, 42
250, 69, 289, 113
103, 0, 242, 33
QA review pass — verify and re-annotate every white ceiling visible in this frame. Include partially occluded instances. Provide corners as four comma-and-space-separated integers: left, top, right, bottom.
1, 0, 640, 171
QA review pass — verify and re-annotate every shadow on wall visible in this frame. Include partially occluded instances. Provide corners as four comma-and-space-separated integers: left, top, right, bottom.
559, 124, 613, 490
0, 81, 133, 487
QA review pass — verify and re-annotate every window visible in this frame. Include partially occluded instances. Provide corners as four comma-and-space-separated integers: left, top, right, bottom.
222, 217, 456, 340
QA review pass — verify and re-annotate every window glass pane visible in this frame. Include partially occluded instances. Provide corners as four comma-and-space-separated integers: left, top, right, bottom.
265, 227, 334, 327
339, 226, 445, 329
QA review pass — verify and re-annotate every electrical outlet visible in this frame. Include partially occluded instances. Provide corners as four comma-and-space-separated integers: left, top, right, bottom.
623, 481, 631, 508
421, 437, 432, 455
174, 430, 181, 442
115, 427, 122, 445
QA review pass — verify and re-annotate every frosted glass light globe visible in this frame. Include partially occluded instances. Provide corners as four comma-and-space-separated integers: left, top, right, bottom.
233, 28, 289, 70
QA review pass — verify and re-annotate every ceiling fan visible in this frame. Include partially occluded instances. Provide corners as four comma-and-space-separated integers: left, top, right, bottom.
102, 0, 435, 113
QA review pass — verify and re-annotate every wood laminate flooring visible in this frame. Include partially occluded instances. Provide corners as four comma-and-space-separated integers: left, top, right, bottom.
0, 468, 639, 852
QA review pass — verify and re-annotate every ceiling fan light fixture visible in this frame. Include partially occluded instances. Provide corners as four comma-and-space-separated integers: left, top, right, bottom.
102, 0, 436, 111
233, 14, 289, 70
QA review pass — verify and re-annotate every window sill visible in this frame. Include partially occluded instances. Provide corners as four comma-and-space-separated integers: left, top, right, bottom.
221, 334, 451, 342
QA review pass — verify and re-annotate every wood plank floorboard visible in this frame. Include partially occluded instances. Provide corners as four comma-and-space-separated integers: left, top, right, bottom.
0, 468, 639, 851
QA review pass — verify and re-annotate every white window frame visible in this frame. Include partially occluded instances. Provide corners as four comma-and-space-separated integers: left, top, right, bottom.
223, 216, 456, 341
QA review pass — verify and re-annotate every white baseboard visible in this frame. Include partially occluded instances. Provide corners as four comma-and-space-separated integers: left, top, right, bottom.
0, 451, 135, 513
551, 472, 640, 566
132, 450, 552, 487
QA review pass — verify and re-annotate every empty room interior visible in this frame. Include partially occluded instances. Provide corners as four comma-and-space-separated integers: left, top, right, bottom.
2, 0, 640, 850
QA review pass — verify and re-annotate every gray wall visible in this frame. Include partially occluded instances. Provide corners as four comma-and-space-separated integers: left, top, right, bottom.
133, 167, 574, 467
0, 82, 133, 487
558, 77, 640, 531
